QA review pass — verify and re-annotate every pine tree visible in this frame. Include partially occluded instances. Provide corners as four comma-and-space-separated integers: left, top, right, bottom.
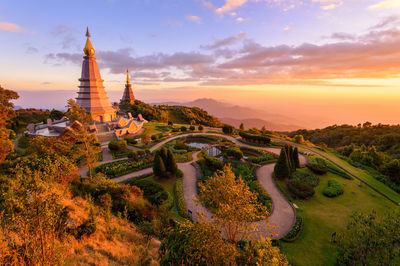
288, 146, 295, 172
166, 148, 178, 175
274, 148, 290, 178
239, 123, 244, 131
153, 153, 166, 177
293, 147, 300, 168
160, 147, 168, 163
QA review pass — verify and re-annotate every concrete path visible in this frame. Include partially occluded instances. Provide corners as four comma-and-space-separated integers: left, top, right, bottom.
79, 132, 307, 239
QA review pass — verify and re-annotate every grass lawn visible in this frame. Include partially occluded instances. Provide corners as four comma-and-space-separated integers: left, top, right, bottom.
279, 170, 396, 265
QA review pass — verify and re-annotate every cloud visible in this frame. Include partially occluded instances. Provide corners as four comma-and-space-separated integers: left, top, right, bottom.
201, 32, 248, 50
0, 22, 24, 33
236, 17, 246, 22
26, 46, 39, 54
369, 15, 400, 30
216, 0, 248, 14
368, 0, 400, 10
44, 24, 400, 87
51, 25, 79, 50
321, 2, 343, 10
186, 15, 202, 24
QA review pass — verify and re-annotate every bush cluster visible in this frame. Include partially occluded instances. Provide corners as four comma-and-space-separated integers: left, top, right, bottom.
124, 137, 138, 145
291, 171, 319, 187
174, 178, 190, 219
94, 157, 153, 178
129, 179, 168, 206
306, 158, 328, 175
239, 131, 271, 144
203, 154, 224, 170
225, 147, 244, 160
108, 140, 128, 153
287, 179, 315, 199
127, 149, 151, 161
322, 180, 344, 197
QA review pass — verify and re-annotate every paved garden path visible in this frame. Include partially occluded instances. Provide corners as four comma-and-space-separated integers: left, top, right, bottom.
80, 132, 306, 239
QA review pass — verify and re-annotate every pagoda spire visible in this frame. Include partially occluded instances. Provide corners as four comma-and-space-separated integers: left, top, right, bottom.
83, 26, 95, 56
126, 69, 131, 84
120, 69, 135, 105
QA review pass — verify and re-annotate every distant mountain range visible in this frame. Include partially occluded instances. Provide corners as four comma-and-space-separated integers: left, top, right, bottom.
151, 98, 305, 131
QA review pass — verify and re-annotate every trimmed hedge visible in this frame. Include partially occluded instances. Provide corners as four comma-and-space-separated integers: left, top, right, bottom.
282, 216, 303, 242
322, 180, 344, 197
94, 157, 153, 178
306, 162, 328, 175
203, 154, 223, 170
174, 178, 190, 219
239, 131, 271, 144
108, 140, 128, 153
225, 147, 244, 160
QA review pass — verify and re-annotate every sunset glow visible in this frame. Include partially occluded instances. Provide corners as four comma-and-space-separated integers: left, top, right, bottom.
1, 0, 400, 128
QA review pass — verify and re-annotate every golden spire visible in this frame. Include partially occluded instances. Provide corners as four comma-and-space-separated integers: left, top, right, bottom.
83, 27, 95, 56
126, 69, 130, 84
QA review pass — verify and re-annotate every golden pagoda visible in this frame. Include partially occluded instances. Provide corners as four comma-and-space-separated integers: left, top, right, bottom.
76, 27, 116, 123
120, 69, 135, 105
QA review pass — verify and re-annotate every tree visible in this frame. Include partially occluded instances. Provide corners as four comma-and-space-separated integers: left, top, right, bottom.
153, 153, 166, 178
238, 238, 289, 265
336, 210, 400, 265
382, 159, 400, 184
66, 99, 91, 125
222, 125, 233, 135
60, 121, 100, 179
198, 165, 270, 243
160, 219, 237, 265
0, 86, 19, 161
239, 123, 244, 131
293, 147, 300, 168
274, 148, 290, 178
288, 146, 295, 172
198, 125, 204, 131
166, 148, 178, 175
294, 134, 304, 144
143, 135, 151, 145
50, 109, 64, 120
0, 156, 72, 264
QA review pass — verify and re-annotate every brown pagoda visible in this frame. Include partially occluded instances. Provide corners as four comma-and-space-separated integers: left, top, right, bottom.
76, 27, 116, 123
120, 70, 135, 105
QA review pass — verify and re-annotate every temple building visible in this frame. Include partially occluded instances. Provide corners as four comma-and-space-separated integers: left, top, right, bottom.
76, 27, 116, 123
120, 70, 135, 105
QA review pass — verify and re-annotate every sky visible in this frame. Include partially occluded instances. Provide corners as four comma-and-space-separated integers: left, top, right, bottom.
1, 0, 400, 128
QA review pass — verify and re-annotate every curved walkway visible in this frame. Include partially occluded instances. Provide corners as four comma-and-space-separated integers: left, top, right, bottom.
80, 132, 306, 239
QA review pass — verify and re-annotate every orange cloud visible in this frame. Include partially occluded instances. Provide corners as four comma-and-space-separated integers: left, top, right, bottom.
0, 22, 24, 33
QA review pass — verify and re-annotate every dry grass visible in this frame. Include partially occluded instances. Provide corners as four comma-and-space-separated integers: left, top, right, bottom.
59, 193, 160, 265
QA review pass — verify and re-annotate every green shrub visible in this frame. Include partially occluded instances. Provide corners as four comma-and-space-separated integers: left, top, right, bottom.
129, 179, 168, 206
287, 179, 315, 199
291, 171, 319, 187
17, 134, 31, 149
94, 157, 153, 178
198, 125, 204, 131
174, 178, 190, 219
124, 137, 138, 145
180, 126, 187, 132
225, 147, 243, 160
248, 180, 272, 212
203, 155, 223, 170
108, 140, 128, 153
222, 125, 233, 134
151, 134, 158, 141
322, 180, 344, 197
174, 142, 188, 150
239, 131, 271, 144
282, 216, 303, 242
306, 162, 328, 175
189, 125, 195, 131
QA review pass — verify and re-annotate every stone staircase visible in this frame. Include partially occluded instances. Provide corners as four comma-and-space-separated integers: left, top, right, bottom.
97, 132, 117, 143
96, 123, 109, 133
